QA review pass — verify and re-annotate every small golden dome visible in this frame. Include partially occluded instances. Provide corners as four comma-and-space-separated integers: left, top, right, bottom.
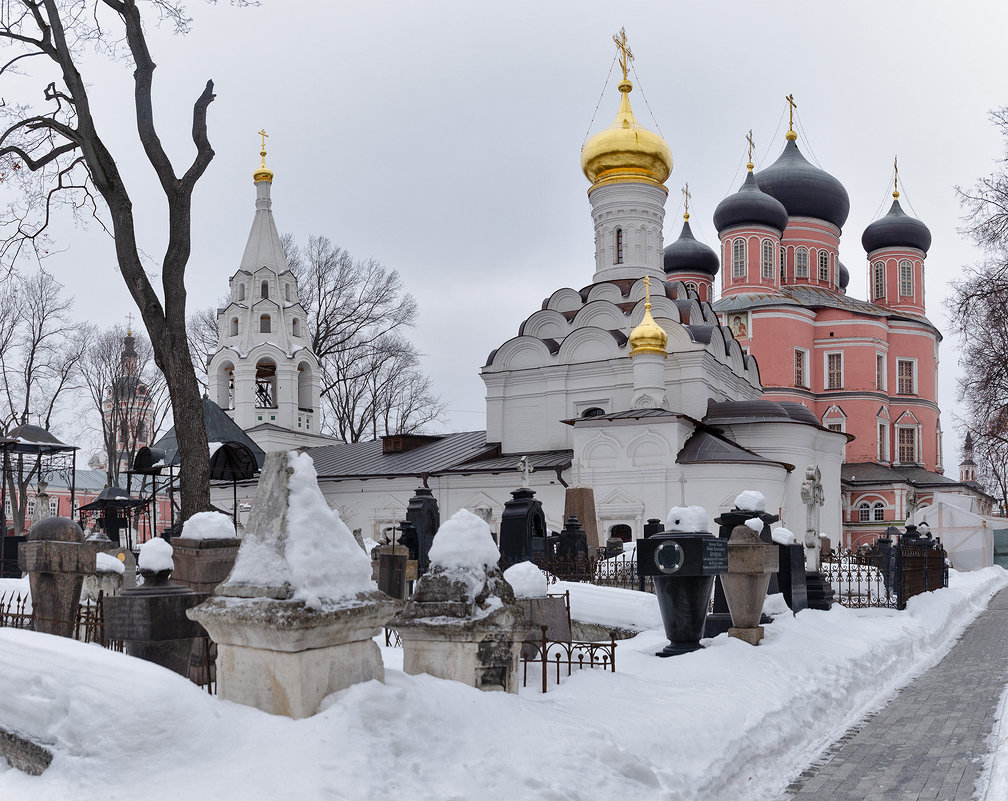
629, 301, 668, 358
581, 79, 672, 192
254, 146, 273, 183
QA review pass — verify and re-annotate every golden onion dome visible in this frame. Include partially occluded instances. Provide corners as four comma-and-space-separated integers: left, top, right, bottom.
581, 79, 672, 192
628, 300, 668, 358
254, 131, 273, 184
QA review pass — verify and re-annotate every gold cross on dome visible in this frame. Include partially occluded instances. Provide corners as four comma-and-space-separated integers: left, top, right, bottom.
747, 129, 755, 164
893, 155, 900, 197
785, 94, 797, 132
125, 312, 134, 334
257, 128, 269, 167
682, 183, 691, 220
643, 274, 652, 305
613, 27, 633, 81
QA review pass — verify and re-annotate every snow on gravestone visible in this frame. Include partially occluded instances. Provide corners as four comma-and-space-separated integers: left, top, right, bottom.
734, 490, 767, 512
219, 451, 374, 609
138, 537, 174, 573
665, 506, 709, 533
426, 509, 503, 602
181, 512, 236, 540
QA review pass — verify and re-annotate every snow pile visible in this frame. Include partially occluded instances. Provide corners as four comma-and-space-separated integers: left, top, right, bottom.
138, 537, 173, 573
745, 517, 763, 533
1, 569, 1005, 801
554, 580, 662, 630
665, 505, 708, 533
362, 537, 381, 557
771, 526, 797, 546
426, 508, 501, 601
503, 561, 549, 598
181, 512, 236, 541
762, 592, 792, 616
977, 683, 1008, 800
283, 451, 374, 608
96, 552, 125, 575
734, 490, 766, 512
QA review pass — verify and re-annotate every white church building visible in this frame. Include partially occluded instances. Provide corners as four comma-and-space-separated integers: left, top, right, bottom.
210, 53, 848, 549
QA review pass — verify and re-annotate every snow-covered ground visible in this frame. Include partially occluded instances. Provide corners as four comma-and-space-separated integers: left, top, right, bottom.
0, 568, 1005, 801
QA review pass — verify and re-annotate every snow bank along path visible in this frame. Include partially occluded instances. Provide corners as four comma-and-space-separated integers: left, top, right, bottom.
0, 568, 1004, 801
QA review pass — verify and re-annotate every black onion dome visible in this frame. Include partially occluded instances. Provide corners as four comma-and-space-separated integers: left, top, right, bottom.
754, 140, 850, 229
663, 219, 720, 276
861, 198, 931, 255
838, 260, 849, 290
713, 170, 789, 235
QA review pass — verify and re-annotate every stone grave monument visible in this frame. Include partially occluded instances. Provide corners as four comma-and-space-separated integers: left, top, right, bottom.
188, 450, 401, 719
499, 458, 547, 566
170, 512, 242, 594
722, 522, 779, 645
800, 466, 834, 610
405, 486, 440, 573
19, 516, 101, 637
392, 509, 534, 693
564, 486, 599, 548
81, 552, 125, 601
102, 537, 209, 675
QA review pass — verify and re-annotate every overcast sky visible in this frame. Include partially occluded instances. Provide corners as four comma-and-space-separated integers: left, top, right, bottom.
14, 0, 1008, 468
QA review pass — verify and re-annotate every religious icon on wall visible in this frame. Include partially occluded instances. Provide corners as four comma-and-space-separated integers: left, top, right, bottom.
728, 312, 750, 340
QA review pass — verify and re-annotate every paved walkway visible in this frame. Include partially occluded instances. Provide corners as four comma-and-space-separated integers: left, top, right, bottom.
783, 587, 1008, 801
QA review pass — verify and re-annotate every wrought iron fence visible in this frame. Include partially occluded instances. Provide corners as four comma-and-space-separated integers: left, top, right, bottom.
521, 624, 616, 693
821, 540, 947, 610
0, 590, 107, 644
528, 552, 655, 593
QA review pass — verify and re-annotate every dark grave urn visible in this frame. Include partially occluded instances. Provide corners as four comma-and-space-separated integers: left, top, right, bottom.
19, 516, 102, 638
637, 529, 727, 657
707, 508, 779, 636
405, 487, 439, 574
722, 525, 780, 645
103, 564, 208, 676
499, 487, 546, 568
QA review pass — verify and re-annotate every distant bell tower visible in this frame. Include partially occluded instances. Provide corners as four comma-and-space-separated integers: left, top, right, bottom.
959, 431, 978, 483
207, 132, 322, 450
102, 320, 154, 475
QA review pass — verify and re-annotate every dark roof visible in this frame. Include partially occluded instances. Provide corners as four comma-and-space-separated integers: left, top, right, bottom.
755, 139, 850, 229
704, 398, 854, 440
711, 285, 941, 337
862, 197, 932, 255
713, 170, 789, 235
677, 429, 792, 469
842, 462, 992, 497
2, 424, 76, 454
562, 408, 682, 425
663, 218, 720, 276
150, 396, 266, 469
307, 431, 499, 478
443, 450, 572, 475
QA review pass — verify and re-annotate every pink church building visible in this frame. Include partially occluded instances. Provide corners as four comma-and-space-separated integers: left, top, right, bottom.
663, 123, 990, 548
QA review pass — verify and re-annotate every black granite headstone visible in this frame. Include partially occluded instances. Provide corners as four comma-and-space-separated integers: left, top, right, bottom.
499, 487, 546, 567
776, 543, 808, 612
405, 487, 439, 573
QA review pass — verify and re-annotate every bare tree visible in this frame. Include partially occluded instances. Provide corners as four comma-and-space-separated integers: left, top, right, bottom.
186, 302, 221, 393
78, 323, 171, 489
285, 235, 445, 441
0, 269, 85, 535
949, 108, 1008, 487
0, 1, 254, 520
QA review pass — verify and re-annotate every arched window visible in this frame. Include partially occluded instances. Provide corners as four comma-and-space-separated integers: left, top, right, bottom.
49, 498, 58, 516
581, 407, 606, 418
873, 502, 885, 522
818, 250, 829, 281
297, 362, 313, 411
255, 361, 277, 408
615, 228, 624, 264
292, 318, 300, 337
899, 260, 913, 296
230, 317, 238, 337
237, 284, 245, 301
285, 284, 291, 302
610, 523, 632, 543
761, 240, 774, 279
26, 499, 35, 517
858, 502, 870, 522
732, 238, 746, 277
873, 262, 885, 299
260, 314, 271, 334
780, 246, 786, 281
260, 280, 269, 299
684, 281, 698, 295
795, 247, 809, 278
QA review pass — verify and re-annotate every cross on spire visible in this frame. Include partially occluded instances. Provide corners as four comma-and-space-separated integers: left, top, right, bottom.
643, 274, 652, 307
125, 312, 134, 335
681, 183, 691, 221
893, 155, 900, 198
613, 27, 633, 82
785, 94, 797, 132
746, 129, 755, 170
258, 128, 269, 167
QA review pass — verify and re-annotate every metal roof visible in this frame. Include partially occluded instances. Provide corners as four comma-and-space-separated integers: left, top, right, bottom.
307, 430, 499, 479
677, 429, 792, 470
842, 462, 965, 488
151, 397, 266, 468
443, 450, 573, 475
562, 408, 682, 426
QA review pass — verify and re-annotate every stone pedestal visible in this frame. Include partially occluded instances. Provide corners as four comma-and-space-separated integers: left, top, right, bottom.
392, 566, 532, 693
722, 525, 779, 646
170, 537, 241, 594
190, 594, 399, 718
564, 487, 600, 548
18, 517, 101, 638
707, 509, 779, 637
103, 569, 209, 675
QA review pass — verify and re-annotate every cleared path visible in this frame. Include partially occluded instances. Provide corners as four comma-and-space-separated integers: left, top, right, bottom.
783, 587, 1008, 801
